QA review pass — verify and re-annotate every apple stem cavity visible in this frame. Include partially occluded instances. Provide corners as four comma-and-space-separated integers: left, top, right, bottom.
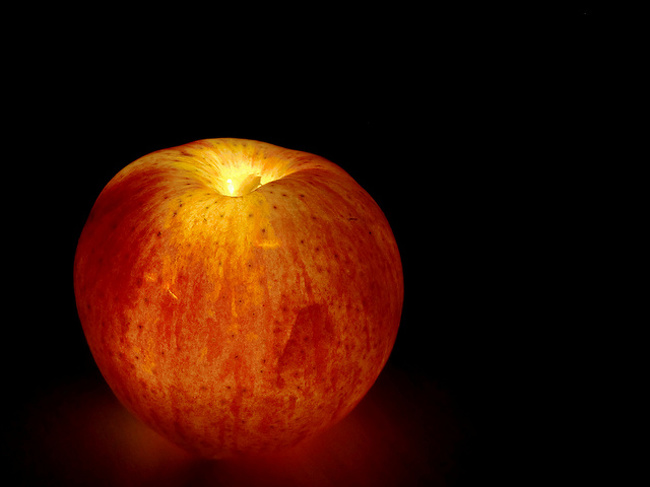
224, 174, 262, 197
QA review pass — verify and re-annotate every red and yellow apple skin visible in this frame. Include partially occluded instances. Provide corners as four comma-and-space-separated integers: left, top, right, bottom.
73, 138, 403, 458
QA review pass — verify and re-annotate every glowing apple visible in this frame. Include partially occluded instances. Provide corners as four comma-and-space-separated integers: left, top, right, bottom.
73, 138, 403, 458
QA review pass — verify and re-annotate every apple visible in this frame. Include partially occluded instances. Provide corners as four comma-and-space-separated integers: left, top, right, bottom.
73, 138, 403, 458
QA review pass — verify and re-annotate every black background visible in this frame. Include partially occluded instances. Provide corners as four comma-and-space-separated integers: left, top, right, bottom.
3, 4, 615, 486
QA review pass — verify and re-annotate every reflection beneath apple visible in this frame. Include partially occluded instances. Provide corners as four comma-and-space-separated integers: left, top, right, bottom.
19, 374, 194, 487
18, 365, 461, 486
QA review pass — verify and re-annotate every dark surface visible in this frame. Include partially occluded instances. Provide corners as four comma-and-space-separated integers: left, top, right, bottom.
4, 5, 612, 486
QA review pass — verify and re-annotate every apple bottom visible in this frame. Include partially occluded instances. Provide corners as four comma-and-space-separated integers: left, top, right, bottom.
98, 345, 384, 459
120, 391, 366, 459
139, 391, 366, 459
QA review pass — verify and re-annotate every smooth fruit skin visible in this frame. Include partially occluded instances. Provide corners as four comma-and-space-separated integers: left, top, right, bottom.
73, 138, 403, 458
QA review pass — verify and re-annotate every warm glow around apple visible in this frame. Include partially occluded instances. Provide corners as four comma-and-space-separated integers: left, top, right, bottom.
74, 138, 403, 458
